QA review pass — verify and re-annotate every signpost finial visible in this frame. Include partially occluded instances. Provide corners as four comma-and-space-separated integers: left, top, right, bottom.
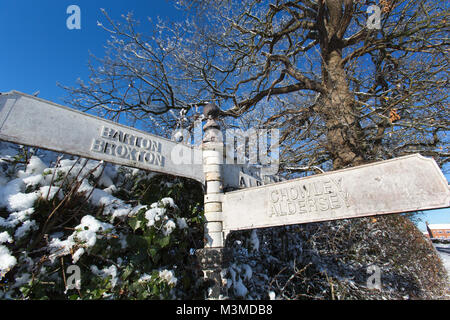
203, 102, 221, 120
202, 103, 221, 142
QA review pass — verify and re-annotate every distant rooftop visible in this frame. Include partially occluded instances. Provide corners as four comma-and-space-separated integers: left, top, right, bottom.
427, 224, 450, 230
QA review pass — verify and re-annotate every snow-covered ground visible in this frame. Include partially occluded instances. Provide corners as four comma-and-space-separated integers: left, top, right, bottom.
433, 243, 450, 283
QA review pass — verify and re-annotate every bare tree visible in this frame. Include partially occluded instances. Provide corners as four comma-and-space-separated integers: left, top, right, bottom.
63, 0, 449, 173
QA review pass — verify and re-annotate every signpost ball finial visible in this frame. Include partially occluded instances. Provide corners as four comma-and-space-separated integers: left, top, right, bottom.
203, 103, 221, 120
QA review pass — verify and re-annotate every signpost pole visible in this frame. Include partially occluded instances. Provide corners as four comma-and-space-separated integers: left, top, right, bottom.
196, 104, 231, 299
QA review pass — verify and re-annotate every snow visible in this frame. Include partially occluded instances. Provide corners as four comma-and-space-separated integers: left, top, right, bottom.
11, 273, 31, 289
39, 186, 62, 200
159, 269, 177, 286
268, 291, 276, 300
145, 207, 166, 227
25, 156, 47, 175
72, 248, 85, 264
0, 153, 60, 214
0, 144, 144, 293
0, 232, 13, 244
7, 191, 40, 212
434, 243, 450, 282
0, 208, 34, 229
118, 233, 128, 249
128, 204, 147, 217
103, 185, 117, 194
14, 220, 38, 239
0, 245, 17, 275
242, 264, 253, 281
233, 277, 248, 297
250, 230, 259, 252
428, 224, 450, 230
0, 178, 28, 211
91, 265, 118, 288
22, 174, 44, 187
48, 238, 76, 263
227, 263, 249, 298
97, 171, 114, 188
160, 197, 177, 209
102, 265, 118, 288
138, 273, 152, 283
111, 208, 131, 220
88, 188, 118, 207
49, 215, 115, 263
77, 183, 133, 223
74, 215, 115, 247
162, 219, 176, 236
176, 217, 188, 229
150, 197, 177, 209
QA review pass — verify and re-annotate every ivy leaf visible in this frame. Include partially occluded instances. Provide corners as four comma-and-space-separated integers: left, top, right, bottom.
128, 217, 141, 231
122, 265, 134, 280
156, 236, 171, 248
148, 248, 160, 263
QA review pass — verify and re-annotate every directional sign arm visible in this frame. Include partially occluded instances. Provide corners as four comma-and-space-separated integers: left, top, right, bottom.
222, 154, 450, 233
0, 91, 204, 183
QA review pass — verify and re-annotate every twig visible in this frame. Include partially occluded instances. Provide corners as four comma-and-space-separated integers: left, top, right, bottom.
61, 257, 67, 290
46, 155, 63, 201
324, 270, 335, 300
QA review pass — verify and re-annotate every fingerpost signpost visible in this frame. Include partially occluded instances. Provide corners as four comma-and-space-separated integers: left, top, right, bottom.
0, 91, 449, 299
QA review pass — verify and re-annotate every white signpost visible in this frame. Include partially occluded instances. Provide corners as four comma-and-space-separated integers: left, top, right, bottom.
0, 91, 204, 183
0, 91, 449, 299
222, 154, 450, 235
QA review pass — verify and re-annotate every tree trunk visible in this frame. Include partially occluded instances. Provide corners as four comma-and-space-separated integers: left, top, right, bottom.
320, 49, 365, 169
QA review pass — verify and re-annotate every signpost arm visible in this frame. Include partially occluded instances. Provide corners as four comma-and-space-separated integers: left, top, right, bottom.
196, 104, 231, 299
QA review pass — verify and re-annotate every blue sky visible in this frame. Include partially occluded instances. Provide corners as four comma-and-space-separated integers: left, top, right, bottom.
416, 207, 450, 232
0, 0, 182, 103
0, 1, 448, 231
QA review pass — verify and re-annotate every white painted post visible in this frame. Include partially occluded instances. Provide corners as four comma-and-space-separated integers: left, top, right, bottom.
196, 103, 230, 299
201, 102, 225, 247
203, 140, 224, 247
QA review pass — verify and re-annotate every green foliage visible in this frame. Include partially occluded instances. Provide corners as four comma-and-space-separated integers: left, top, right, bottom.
0, 146, 206, 300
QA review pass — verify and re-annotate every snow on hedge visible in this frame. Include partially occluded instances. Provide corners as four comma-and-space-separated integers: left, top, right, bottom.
0, 142, 189, 299
0, 142, 448, 300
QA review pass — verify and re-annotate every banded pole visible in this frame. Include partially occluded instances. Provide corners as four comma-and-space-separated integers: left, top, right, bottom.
196, 103, 230, 299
